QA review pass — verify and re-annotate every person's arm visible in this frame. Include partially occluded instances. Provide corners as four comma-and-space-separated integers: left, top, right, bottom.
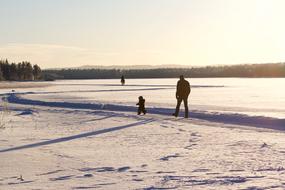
176, 81, 179, 99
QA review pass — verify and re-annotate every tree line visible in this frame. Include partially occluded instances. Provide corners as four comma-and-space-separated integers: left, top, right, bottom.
44, 63, 285, 79
0, 59, 42, 81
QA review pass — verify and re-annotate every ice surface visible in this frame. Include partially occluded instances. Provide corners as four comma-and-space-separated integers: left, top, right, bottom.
3, 78, 285, 118
0, 78, 285, 189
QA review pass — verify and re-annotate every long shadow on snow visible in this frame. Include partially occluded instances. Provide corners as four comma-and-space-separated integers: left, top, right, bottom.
5, 94, 285, 131
0, 118, 154, 153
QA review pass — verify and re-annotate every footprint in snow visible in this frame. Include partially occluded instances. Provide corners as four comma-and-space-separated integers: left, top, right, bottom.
81, 174, 93, 178
192, 168, 210, 172
184, 143, 197, 150
160, 153, 181, 161
132, 178, 144, 182
117, 166, 131, 172
50, 175, 74, 181
261, 142, 269, 148
37, 170, 64, 176
191, 132, 201, 137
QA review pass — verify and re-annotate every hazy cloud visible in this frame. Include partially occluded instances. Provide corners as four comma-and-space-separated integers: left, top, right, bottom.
0, 43, 122, 68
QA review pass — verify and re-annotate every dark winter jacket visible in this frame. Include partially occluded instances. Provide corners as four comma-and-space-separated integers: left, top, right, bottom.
176, 79, 191, 98
136, 98, 145, 108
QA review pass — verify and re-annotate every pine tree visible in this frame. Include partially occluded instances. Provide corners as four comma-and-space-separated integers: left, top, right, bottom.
33, 64, 42, 80
2, 59, 10, 80
17, 62, 25, 80
9, 63, 18, 80
0, 66, 3, 81
24, 62, 33, 80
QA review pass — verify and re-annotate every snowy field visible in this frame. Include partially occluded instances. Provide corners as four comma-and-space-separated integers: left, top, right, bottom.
0, 78, 285, 190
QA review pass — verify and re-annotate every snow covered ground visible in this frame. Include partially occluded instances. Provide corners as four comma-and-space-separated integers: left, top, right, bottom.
0, 79, 285, 190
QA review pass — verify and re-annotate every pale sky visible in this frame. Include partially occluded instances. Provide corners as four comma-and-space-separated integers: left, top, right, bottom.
1, 0, 285, 69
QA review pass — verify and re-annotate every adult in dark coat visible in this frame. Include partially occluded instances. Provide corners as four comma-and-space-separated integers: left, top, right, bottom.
173, 75, 191, 118
121, 75, 125, 85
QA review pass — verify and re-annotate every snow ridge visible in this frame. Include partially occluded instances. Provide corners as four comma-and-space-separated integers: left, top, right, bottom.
5, 93, 285, 130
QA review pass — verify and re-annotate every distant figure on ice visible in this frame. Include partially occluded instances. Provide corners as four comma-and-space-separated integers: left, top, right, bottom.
136, 96, 146, 115
121, 75, 125, 85
173, 75, 191, 118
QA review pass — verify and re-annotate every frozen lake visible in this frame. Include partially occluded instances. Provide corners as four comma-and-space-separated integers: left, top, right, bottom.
1, 78, 285, 189
4, 78, 285, 119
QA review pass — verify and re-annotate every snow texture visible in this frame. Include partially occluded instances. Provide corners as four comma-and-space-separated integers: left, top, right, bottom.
0, 79, 285, 190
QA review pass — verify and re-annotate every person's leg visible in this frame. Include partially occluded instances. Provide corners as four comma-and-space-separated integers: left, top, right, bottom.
173, 98, 182, 116
183, 98, 189, 118
138, 108, 141, 115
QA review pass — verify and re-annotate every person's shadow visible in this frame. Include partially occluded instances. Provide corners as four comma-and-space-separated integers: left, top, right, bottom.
0, 118, 154, 153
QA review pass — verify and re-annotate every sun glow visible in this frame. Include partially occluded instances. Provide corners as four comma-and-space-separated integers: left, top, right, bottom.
1, 0, 285, 68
